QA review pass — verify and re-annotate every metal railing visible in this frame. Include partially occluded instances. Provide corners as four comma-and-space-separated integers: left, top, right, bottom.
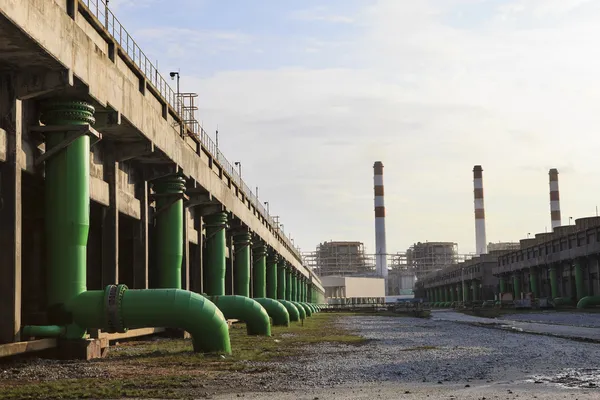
79, 0, 300, 261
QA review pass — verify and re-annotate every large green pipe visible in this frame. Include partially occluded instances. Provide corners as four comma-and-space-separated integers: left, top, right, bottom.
22, 325, 65, 338
574, 259, 586, 301
285, 267, 292, 300
277, 260, 286, 300
266, 253, 278, 299
291, 301, 306, 320
298, 302, 312, 317
529, 267, 539, 298
291, 273, 297, 301
278, 299, 300, 321
208, 295, 270, 335
549, 265, 559, 299
28, 100, 230, 353
449, 286, 455, 302
252, 244, 267, 298
153, 175, 186, 289
204, 212, 229, 295
233, 231, 251, 297
513, 274, 521, 300
577, 295, 600, 309
499, 275, 506, 293
471, 281, 478, 301
204, 212, 270, 336
254, 298, 290, 326
69, 285, 230, 353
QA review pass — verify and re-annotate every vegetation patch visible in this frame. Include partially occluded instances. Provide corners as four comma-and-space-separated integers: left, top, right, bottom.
0, 313, 364, 399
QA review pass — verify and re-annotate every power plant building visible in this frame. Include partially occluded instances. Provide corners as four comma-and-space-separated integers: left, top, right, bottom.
306, 241, 374, 277
407, 242, 459, 280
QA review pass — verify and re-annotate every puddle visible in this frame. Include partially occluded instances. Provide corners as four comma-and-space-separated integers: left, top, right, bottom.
526, 368, 600, 389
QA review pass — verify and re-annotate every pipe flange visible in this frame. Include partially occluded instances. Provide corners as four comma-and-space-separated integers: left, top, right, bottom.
104, 284, 128, 333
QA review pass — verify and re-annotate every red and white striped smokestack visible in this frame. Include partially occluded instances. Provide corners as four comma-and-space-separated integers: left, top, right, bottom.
373, 161, 388, 279
473, 165, 487, 255
549, 168, 561, 230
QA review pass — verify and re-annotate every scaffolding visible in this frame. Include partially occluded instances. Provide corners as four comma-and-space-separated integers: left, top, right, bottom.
303, 241, 375, 277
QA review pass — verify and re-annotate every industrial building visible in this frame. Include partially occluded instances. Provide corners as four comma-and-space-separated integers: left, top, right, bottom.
0, 0, 323, 360
321, 276, 386, 299
303, 241, 374, 277
406, 242, 459, 280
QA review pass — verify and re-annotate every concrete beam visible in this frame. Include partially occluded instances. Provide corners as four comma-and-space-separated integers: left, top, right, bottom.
15, 69, 73, 99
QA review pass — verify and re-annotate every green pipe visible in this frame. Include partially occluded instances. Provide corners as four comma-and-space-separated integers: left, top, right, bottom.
69, 286, 231, 353
35, 100, 231, 353
22, 325, 65, 338
278, 299, 300, 322
499, 276, 506, 293
549, 265, 559, 299
471, 281, 478, 302
513, 274, 521, 300
153, 175, 186, 289
254, 298, 290, 326
204, 212, 229, 295
449, 286, 455, 302
553, 297, 573, 306
204, 213, 270, 336
266, 253, 278, 299
574, 259, 586, 301
303, 280, 307, 302
285, 267, 292, 300
291, 301, 306, 320
296, 274, 300, 302
277, 261, 286, 300
208, 295, 271, 336
252, 244, 267, 298
577, 295, 600, 309
233, 231, 251, 297
298, 302, 312, 317
290, 270, 296, 301
462, 281, 469, 302
529, 267, 539, 298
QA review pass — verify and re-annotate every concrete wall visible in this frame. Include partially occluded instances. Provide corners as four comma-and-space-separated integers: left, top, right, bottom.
322, 276, 386, 298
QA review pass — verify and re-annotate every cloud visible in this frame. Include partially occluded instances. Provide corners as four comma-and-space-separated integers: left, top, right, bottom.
116, 0, 600, 254
289, 6, 355, 24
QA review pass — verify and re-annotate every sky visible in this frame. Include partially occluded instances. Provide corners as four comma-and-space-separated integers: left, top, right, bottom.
108, 0, 600, 256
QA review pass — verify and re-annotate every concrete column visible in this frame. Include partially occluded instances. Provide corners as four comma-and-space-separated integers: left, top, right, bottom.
101, 142, 119, 286
0, 88, 22, 344
132, 180, 148, 288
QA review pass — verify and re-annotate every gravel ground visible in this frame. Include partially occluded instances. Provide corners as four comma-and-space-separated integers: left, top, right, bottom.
498, 311, 600, 328
232, 314, 600, 398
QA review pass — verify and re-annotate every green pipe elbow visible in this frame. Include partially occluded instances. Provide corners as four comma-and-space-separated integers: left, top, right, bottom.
69, 286, 231, 354
278, 300, 300, 322
290, 301, 306, 320
254, 298, 290, 327
305, 303, 316, 313
209, 295, 271, 336
553, 297, 574, 307
577, 296, 600, 309
22, 325, 66, 338
298, 302, 312, 317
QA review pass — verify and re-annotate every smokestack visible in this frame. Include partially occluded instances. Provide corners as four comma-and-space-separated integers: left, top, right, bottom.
473, 165, 487, 255
373, 161, 388, 279
549, 168, 561, 230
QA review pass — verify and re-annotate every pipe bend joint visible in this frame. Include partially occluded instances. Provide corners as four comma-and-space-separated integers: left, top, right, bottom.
254, 298, 290, 327
290, 301, 307, 320
209, 295, 271, 336
298, 302, 313, 317
577, 295, 600, 309
277, 300, 300, 322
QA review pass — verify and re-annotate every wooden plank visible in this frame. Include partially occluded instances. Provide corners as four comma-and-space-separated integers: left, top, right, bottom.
98, 327, 166, 341
0, 339, 57, 358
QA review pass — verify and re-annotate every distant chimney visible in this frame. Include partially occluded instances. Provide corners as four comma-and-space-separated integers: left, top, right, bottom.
473, 165, 487, 255
373, 161, 388, 279
549, 168, 561, 230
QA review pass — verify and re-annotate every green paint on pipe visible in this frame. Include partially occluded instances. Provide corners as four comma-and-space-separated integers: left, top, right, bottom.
70, 286, 231, 353
22, 325, 65, 338
153, 175, 186, 289
204, 212, 229, 295
252, 244, 267, 298
298, 302, 312, 317
278, 299, 300, 321
449, 286, 455, 302
574, 259, 586, 301
291, 301, 306, 320
549, 265, 559, 299
471, 281, 478, 301
529, 267, 539, 298
576, 295, 600, 309
513, 274, 521, 300
277, 261, 286, 300
462, 281, 469, 302
233, 231, 251, 297
295, 276, 300, 302
209, 295, 271, 336
553, 297, 573, 306
266, 254, 278, 299
291, 273, 297, 301
285, 267, 292, 300
34, 100, 230, 353
499, 276, 506, 293
254, 298, 290, 326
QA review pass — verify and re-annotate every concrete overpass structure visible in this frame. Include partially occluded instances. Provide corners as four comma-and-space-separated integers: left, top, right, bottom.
0, 0, 323, 357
